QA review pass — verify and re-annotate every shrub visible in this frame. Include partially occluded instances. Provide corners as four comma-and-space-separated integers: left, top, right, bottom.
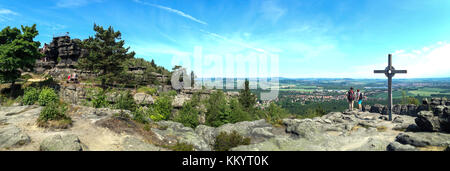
22, 87, 40, 105
150, 95, 173, 121
205, 90, 231, 127
161, 90, 177, 97
38, 87, 58, 106
174, 101, 200, 128
114, 90, 136, 111
133, 107, 149, 124
137, 86, 157, 95
90, 88, 109, 108
37, 102, 72, 128
167, 142, 195, 151
264, 103, 290, 125
229, 98, 251, 124
214, 131, 251, 151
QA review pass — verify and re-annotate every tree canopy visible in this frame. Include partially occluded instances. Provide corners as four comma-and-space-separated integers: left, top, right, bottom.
238, 79, 257, 112
77, 24, 135, 88
0, 24, 42, 85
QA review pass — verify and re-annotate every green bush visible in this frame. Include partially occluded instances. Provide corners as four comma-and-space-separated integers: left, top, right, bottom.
214, 131, 251, 151
38, 87, 58, 106
37, 102, 72, 129
165, 142, 195, 151
90, 88, 109, 108
114, 90, 136, 111
263, 103, 290, 125
133, 107, 149, 124
149, 95, 173, 121
205, 90, 231, 127
161, 90, 177, 97
174, 101, 200, 128
22, 87, 40, 105
229, 98, 251, 124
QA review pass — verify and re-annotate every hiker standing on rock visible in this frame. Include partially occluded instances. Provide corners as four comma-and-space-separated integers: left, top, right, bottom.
356, 89, 364, 111
347, 87, 355, 110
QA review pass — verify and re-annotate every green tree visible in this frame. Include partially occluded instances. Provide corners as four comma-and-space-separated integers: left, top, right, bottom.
190, 70, 195, 88
174, 101, 200, 128
0, 24, 42, 96
229, 98, 251, 123
238, 79, 256, 112
264, 102, 290, 124
150, 95, 173, 121
206, 90, 231, 127
77, 24, 135, 89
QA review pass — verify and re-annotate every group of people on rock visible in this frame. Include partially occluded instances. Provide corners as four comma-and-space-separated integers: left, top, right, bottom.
346, 87, 364, 111
67, 73, 78, 83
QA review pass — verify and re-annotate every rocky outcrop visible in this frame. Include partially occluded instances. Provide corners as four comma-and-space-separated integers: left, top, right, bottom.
0, 125, 31, 149
370, 104, 384, 114
59, 84, 87, 105
44, 36, 86, 68
133, 93, 154, 105
39, 134, 87, 151
391, 104, 418, 116
152, 121, 211, 151
172, 94, 191, 108
121, 136, 167, 151
386, 142, 418, 151
72, 105, 131, 120
2, 104, 449, 151
415, 106, 449, 133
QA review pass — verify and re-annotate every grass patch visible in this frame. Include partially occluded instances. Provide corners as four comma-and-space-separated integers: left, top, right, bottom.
37, 102, 72, 129
417, 146, 448, 151
137, 86, 157, 95
162, 142, 195, 151
376, 126, 388, 132
214, 131, 251, 151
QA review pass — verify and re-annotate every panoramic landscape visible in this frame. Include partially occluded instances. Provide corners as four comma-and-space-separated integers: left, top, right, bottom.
1, 0, 449, 152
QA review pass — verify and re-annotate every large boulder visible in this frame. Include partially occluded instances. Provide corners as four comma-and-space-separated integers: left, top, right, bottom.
172, 94, 190, 108
395, 132, 450, 147
415, 111, 441, 132
215, 119, 272, 138
195, 125, 216, 146
415, 109, 450, 133
40, 134, 87, 151
152, 121, 211, 151
386, 142, 418, 151
370, 104, 384, 114
0, 125, 31, 149
133, 93, 154, 105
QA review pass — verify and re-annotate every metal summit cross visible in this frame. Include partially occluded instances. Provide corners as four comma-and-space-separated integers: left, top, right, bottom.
374, 54, 407, 121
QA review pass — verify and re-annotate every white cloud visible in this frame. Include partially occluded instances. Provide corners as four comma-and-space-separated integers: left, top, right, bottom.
260, 0, 287, 23
56, 0, 103, 8
199, 29, 270, 54
0, 9, 18, 15
0, 8, 19, 22
133, 0, 207, 25
355, 42, 450, 78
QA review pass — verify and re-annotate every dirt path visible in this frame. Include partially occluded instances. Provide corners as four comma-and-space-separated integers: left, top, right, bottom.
4, 106, 132, 151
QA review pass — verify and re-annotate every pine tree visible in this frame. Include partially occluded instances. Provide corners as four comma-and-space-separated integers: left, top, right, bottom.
238, 79, 256, 112
0, 24, 42, 96
190, 70, 195, 88
77, 24, 135, 89
206, 90, 231, 127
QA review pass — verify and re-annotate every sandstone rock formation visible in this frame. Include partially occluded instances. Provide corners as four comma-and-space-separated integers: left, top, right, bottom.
40, 134, 86, 151
2, 104, 449, 151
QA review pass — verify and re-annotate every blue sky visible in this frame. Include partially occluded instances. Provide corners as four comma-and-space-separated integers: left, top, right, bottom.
1, 0, 450, 78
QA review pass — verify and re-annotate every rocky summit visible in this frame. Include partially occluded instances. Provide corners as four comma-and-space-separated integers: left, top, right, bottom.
1, 104, 449, 151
